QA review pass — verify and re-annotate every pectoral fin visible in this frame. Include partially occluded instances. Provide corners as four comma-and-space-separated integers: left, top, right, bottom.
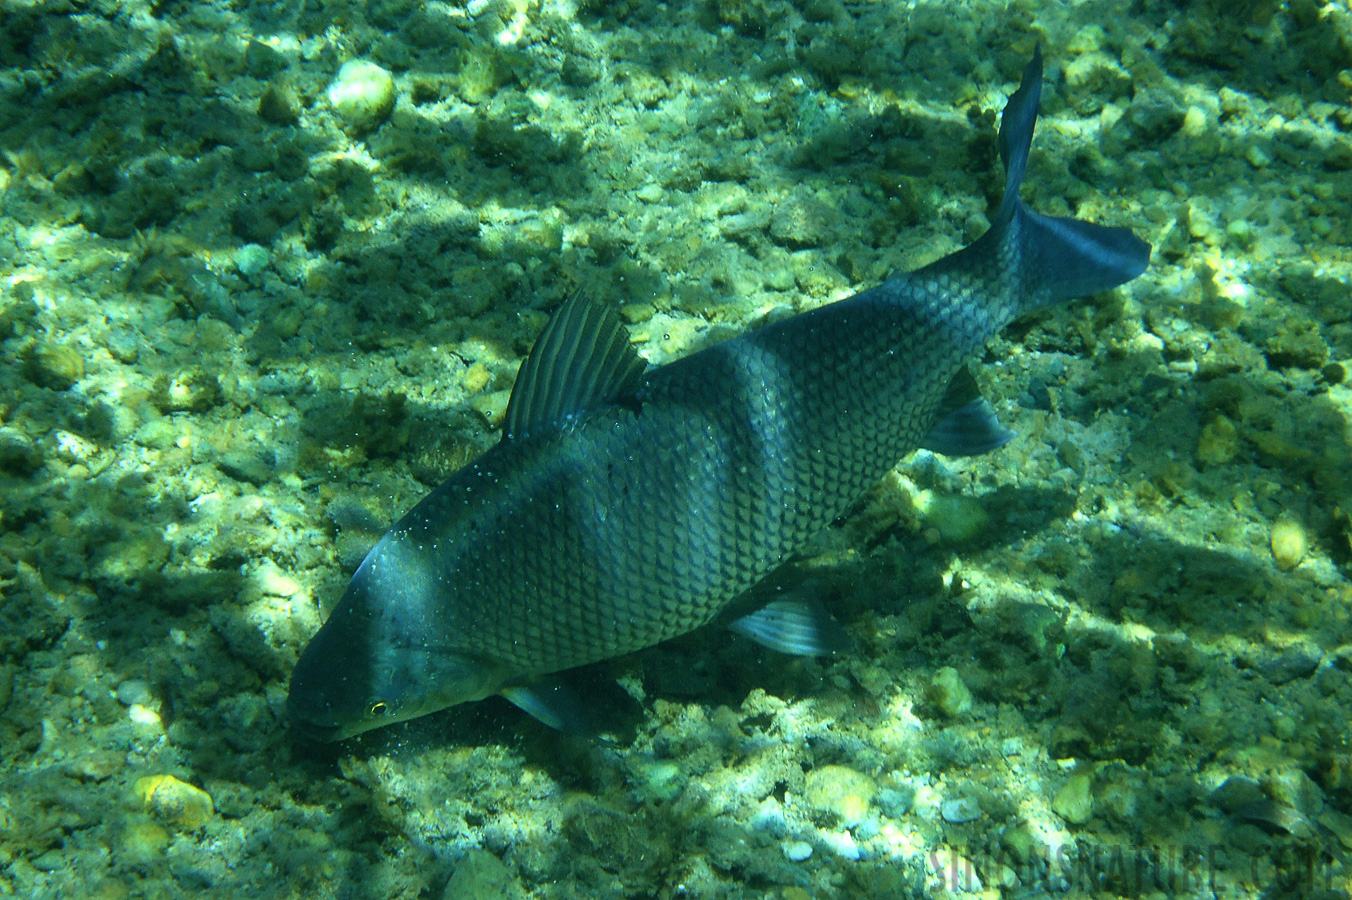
501, 680, 594, 736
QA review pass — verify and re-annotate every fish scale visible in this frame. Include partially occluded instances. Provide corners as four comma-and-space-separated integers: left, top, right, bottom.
287, 48, 1151, 740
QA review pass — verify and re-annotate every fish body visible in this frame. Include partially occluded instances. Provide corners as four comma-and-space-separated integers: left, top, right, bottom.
288, 48, 1150, 741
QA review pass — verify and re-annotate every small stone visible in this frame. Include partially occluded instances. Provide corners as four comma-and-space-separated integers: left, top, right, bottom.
916, 492, 988, 543
119, 820, 170, 865
470, 388, 512, 428
1052, 772, 1094, 825
254, 560, 300, 597
819, 830, 860, 860
258, 83, 300, 126
619, 302, 656, 324
1196, 414, 1239, 467
1271, 517, 1308, 570
782, 840, 813, 862
115, 680, 154, 707
443, 848, 522, 900
803, 764, 877, 826
273, 306, 304, 340
875, 786, 914, 818
941, 795, 983, 824
328, 60, 396, 130
1262, 646, 1321, 684
0, 426, 43, 474
235, 243, 270, 277
461, 362, 492, 394
135, 775, 214, 830
1181, 105, 1210, 137
153, 367, 221, 413
25, 342, 84, 390
1318, 809, 1352, 850
217, 450, 274, 486
928, 667, 973, 717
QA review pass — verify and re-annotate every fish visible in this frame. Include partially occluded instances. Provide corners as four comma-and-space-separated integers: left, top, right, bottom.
287, 47, 1151, 741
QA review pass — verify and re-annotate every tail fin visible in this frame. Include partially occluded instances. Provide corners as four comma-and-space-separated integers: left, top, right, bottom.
949, 47, 1151, 314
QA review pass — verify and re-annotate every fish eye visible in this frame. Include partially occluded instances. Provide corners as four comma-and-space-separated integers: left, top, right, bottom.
368, 700, 389, 717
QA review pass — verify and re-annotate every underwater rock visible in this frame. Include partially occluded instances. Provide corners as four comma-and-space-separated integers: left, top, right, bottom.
782, 840, 813, 862
24, 342, 84, 390
134, 775, 214, 830
1270, 516, 1308, 570
258, 82, 300, 126
153, 367, 221, 413
443, 849, 522, 900
929, 667, 974, 717
1052, 772, 1094, 825
941, 795, 983, 824
803, 765, 877, 826
1196, 414, 1240, 467
115, 680, 154, 707
0, 427, 43, 474
329, 60, 396, 130
1062, 51, 1133, 115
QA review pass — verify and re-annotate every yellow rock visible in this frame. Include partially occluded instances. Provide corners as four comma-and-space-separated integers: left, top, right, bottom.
135, 775, 214, 830
1271, 517, 1308, 570
1052, 772, 1094, 825
461, 362, 492, 394
803, 764, 876, 825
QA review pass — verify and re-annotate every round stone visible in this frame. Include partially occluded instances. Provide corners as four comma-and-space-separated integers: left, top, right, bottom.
328, 60, 396, 130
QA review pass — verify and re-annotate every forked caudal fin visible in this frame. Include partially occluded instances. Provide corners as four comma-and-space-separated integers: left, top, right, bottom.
942, 46, 1151, 314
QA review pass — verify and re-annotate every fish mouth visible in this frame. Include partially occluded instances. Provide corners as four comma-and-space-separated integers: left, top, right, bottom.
286, 700, 349, 743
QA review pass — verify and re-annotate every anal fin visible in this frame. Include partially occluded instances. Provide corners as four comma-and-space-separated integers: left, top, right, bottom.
920, 366, 1016, 457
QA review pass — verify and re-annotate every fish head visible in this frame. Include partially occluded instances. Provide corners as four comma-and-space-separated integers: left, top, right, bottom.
286, 538, 503, 741
287, 603, 502, 740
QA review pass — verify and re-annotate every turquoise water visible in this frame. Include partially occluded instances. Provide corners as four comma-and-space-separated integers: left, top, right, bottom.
0, 0, 1350, 896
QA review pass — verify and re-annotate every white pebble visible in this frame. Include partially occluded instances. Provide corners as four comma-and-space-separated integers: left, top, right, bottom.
782, 840, 813, 862
328, 60, 396, 129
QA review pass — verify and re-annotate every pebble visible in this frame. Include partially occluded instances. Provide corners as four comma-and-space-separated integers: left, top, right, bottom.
803, 764, 877, 826
115, 680, 154, 707
254, 560, 301, 597
819, 830, 860, 860
235, 243, 270, 277
443, 848, 522, 900
929, 667, 973, 717
1052, 772, 1094, 825
154, 367, 221, 413
135, 775, 215, 830
941, 795, 983, 824
24, 341, 84, 390
782, 840, 814, 862
470, 389, 512, 428
1270, 517, 1308, 570
0, 427, 42, 474
461, 362, 492, 394
119, 820, 170, 865
328, 60, 396, 130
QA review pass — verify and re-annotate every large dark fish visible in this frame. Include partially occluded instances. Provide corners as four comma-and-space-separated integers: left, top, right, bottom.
288, 48, 1150, 741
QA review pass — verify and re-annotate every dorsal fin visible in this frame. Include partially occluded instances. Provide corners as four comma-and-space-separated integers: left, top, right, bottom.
502, 292, 647, 441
